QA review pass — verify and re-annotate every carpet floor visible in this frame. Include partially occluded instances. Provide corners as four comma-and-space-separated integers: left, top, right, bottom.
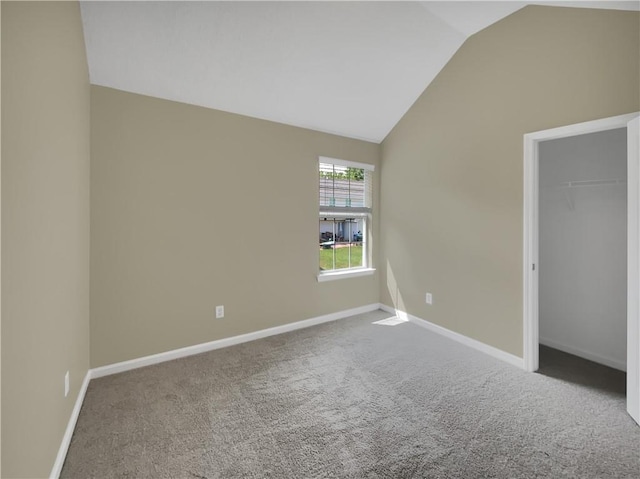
61, 310, 640, 478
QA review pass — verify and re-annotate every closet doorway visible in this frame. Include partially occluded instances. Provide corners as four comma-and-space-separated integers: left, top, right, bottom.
523, 112, 640, 426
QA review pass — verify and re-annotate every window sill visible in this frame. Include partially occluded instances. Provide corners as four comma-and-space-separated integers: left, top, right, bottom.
317, 268, 376, 282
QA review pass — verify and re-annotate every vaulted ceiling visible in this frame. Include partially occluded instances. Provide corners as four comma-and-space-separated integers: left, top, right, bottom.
80, 1, 639, 143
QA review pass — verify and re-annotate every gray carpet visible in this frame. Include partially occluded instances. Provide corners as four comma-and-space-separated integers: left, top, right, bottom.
61, 310, 640, 478
538, 344, 627, 397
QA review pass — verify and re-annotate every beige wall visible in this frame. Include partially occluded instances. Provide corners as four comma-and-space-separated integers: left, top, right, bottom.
90, 86, 380, 367
1, 2, 3, 475
1, 2, 90, 478
380, 6, 640, 357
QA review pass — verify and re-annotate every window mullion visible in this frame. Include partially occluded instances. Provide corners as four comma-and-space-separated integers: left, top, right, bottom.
332, 219, 336, 271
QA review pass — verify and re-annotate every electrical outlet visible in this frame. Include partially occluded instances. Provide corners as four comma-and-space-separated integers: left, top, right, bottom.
425, 293, 433, 305
64, 371, 70, 397
215, 305, 225, 319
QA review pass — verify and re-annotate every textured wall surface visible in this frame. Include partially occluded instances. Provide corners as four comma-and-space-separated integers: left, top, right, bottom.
380, 6, 639, 357
1, 2, 90, 477
90, 86, 380, 367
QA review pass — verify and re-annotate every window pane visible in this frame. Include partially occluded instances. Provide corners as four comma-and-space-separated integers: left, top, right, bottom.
319, 163, 367, 208
319, 217, 365, 271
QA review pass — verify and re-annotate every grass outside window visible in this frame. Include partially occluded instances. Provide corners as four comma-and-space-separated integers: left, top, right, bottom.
319, 245, 363, 271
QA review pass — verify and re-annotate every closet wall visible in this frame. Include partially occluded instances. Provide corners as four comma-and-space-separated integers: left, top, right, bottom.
539, 128, 627, 370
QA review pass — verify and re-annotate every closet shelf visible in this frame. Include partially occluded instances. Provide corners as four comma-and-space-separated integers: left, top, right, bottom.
545, 178, 626, 211
555, 178, 626, 189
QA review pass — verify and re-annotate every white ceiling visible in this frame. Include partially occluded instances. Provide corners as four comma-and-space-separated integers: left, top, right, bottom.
80, 1, 639, 143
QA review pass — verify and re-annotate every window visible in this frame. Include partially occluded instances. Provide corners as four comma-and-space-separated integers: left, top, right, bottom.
318, 156, 374, 280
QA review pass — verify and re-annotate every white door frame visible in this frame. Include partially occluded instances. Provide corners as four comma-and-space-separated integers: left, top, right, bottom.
627, 116, 640, 424
523, 112, 639, 373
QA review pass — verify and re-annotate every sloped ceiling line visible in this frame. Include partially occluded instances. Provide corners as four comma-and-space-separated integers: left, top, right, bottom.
80, 1, 639, 143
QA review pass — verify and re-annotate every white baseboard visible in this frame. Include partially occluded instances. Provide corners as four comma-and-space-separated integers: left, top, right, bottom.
379, 303, 524, 369
49, 370, 91, 479
539, 336, 626, 372
91, 303, 381, 379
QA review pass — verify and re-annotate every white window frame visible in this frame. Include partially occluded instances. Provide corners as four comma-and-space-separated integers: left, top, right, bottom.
318, 157, 375, 281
